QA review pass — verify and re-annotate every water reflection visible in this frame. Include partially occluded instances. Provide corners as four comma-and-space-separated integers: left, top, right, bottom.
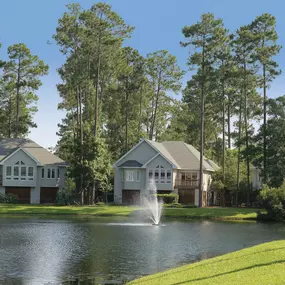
0, 217, 285, 284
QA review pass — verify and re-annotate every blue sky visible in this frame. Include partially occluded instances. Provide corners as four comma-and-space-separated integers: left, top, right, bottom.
0, 0, 284, 148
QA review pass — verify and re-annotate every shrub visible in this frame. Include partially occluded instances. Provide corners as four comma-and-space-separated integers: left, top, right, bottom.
257, 183, 285, 222
95, 201, 105, 206
0, 193, 18, 204
56, 188, 74, 206
155, 193, 179, 204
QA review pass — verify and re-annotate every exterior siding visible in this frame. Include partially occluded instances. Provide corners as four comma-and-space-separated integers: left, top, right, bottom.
0, 186, 5, 194
114, 168, 122, 203
2, 149, 37, 187
122, 168, 146, 190
118, 141, 157, 166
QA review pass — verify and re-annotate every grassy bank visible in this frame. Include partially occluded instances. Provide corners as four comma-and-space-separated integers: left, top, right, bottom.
128, 240, 285, 285
0, 204, 262, 220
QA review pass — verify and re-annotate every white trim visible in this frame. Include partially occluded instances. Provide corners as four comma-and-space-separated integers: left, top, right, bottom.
4, 164, 35, 181
112, 139, 146, 168
141, 153, 176, 169
113, 138, 177, 169
0, 148, 42, 166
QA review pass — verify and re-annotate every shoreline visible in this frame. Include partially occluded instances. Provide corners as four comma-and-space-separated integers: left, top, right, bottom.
128, 240, 285, 285
0, 204, 263, 222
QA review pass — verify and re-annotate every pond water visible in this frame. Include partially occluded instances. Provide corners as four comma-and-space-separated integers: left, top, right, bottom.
0, 216, 285, 285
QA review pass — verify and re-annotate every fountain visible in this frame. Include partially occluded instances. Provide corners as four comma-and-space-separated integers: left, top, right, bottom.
143, 180, 163, 225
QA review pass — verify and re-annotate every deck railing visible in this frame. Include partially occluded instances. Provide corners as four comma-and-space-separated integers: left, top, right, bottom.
175, 179, 199, 187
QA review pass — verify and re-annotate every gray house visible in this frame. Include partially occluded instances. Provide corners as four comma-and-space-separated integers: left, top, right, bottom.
113, 139, 219, 206
0, 138, 67, 204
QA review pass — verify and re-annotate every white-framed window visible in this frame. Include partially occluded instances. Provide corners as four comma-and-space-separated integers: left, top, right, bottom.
125, 170, 140, 182
148, 165, 172, 184
126, 170, 134, 182
5, 161, 34, 181
42, 168, 45, 178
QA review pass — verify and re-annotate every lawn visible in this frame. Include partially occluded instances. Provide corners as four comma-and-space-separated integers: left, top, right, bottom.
128, 240, 285, 285
0, 204, 261, 220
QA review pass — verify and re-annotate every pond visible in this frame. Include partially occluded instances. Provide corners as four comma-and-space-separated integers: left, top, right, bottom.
0, 216, 285, 285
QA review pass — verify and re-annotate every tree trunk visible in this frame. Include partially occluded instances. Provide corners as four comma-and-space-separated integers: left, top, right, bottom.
149, 73, 161, 141
125, 78, 129, 152
222, 78, 226, 184
227, 94, 231, 149
79, 88, 84, 206
263, 64, 267, 184
243, 62, 251, 207
199, 43, 205, 208
15, 58, 21, 138
137, 87, 143, 137
236, 91, 242, 206
8, 91, 12, 138
94, 14, 102, 138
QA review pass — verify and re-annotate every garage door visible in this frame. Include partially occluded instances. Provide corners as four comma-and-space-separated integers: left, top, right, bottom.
178, 189, 195, 204
6, 187, 31, 204
40, 187, 59, 204
122, 190, 140, 205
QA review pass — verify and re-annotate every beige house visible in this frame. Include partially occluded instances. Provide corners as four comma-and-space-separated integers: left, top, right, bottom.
113, 139, 219, 206
0, 138, 67, 204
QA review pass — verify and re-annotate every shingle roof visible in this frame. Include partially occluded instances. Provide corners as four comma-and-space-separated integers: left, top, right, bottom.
118, 160, 143, 167
146, 140, 219, 171
0, 138, 66, 166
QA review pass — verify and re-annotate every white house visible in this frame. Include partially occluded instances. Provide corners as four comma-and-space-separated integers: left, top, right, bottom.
0, 138, 67, 204
113, 139, 219, 207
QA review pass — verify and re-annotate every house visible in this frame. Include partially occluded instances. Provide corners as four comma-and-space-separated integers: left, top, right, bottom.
0, 138, 67, 204
113, 139, 219, 207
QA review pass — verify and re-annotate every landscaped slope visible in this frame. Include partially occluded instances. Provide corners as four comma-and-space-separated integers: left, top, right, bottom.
128, 240, 285, 285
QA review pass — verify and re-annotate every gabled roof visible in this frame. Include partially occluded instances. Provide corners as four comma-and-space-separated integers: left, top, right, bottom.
118, 160, 142, 168
161, 141, 216, 171
114, 138, 219, 172
0, 138, 66, 166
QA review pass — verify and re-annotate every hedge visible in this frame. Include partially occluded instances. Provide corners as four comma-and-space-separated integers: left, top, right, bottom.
155, 193, 179, 204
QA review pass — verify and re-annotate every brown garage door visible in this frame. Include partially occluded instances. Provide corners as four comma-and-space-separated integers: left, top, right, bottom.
122, 190, 140, 205
178, 189, 195, 204
40, 187, 59, 204
6, 187, 31, 204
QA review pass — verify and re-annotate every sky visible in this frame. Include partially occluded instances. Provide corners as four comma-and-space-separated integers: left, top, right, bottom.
0, 0, 284, 148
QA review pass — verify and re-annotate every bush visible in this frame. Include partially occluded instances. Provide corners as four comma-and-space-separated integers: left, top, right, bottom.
182, 204, 197, 208
95, 201, 105, 206
257, 183, 285, 222
56, 188, 74, 206
155, 193, 179, 204
0, 193, 18, 204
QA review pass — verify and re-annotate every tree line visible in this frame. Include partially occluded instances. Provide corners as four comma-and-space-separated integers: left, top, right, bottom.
0, 3, 283, 206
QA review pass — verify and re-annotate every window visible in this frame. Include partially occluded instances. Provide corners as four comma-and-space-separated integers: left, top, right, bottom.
28, 167, 34, 180
126, 170, 134, 182
6, 166, 12, 180
5, 163, 34, 181
148, 166, 172, 184
21, 167, 26, 180
155, 169, 159, 180
57, 168, 60, 178
167, 170, 171, 182
52, 169, 55, 179
136, 171, 140, 182
42, 168, 45, 178
160, 170, 165, 183
13, 166, 19, 180
47, 168, 51, 179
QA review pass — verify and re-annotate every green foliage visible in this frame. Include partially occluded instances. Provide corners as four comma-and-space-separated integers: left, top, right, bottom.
0, 193, 18, 204
258, 183, 285, 221
155, 193, 179, 204
1, 43, 49, 137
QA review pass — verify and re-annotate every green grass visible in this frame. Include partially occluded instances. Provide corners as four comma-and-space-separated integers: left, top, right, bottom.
128, 240, 285, 285
0, 204, 262, 220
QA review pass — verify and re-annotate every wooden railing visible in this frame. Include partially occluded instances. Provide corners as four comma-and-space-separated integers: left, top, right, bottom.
175, 179, 199, 187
